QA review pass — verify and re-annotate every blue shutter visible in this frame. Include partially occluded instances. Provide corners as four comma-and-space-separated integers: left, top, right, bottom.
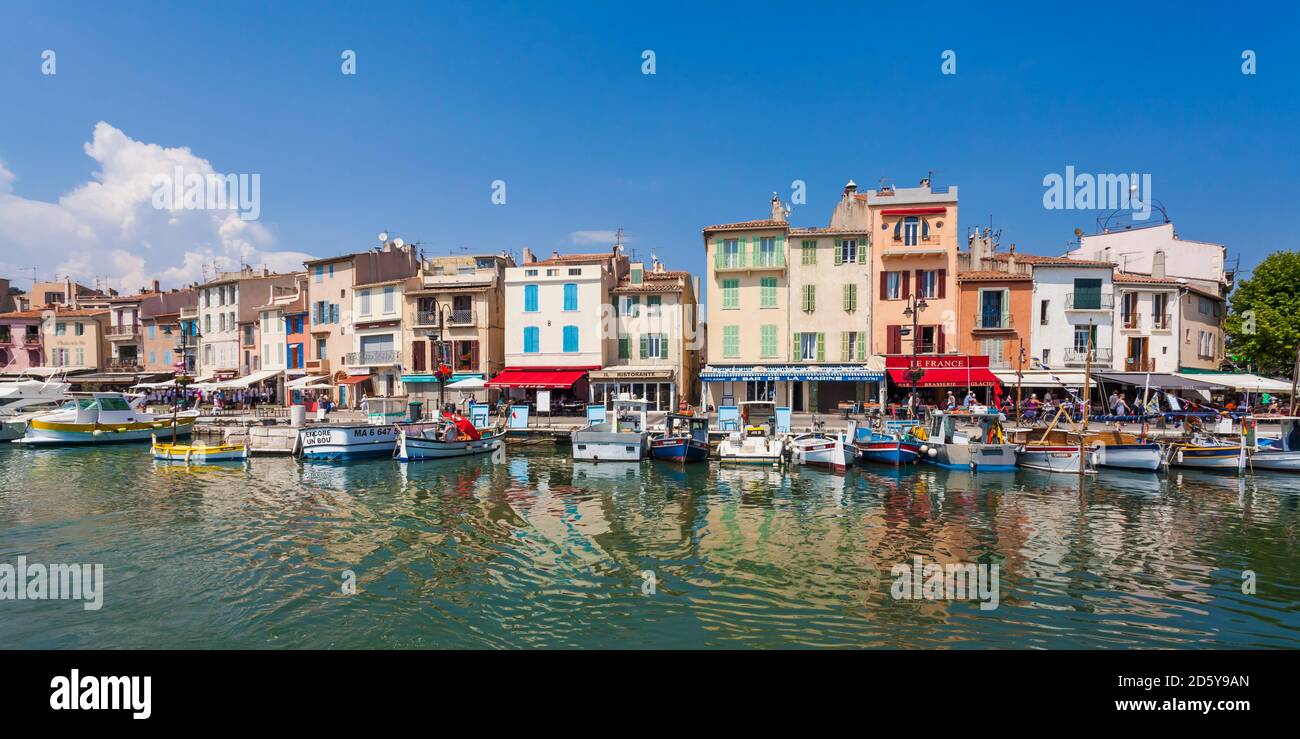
525, 284, 538, 312
563, 283, 577, 311
563, 325, 579, 353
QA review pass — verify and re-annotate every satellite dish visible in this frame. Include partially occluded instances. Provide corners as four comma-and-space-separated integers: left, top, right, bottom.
393, 238, 405, 248
378, 231, 389, 243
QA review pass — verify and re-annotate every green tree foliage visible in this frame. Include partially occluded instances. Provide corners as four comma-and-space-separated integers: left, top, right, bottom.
1225, 251, 1300, 377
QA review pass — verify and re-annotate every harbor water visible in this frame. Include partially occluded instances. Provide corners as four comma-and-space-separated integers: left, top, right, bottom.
2, 442, 1298, 649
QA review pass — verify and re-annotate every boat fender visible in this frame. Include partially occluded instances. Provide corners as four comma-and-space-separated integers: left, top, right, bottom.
919, 444, 929, 454
927, 447, 938, 458
92, 429, 103, 437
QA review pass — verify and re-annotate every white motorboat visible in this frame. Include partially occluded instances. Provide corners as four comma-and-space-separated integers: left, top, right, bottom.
13, 392, 196, 446
1252, 417, 1300, 472
396, 412, 505, 462
298, 396, 406, 460
918, 409, 1019, 471
571, 397, 651, 462
790, 421, 854, 471
717, 401, 786, 464
0, 374, 73, 441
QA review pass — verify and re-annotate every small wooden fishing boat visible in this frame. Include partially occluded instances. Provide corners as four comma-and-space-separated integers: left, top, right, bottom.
1168, 434, 1245, 471
790, 422, 854, 471
1085, 429, 1163, 471
151, 434, 249, 463
395, 413, 505, 462
1017, 434, 1097, 474
717, 401, 786, 464
650, 413, 710, 463
853, 423, 921, 465
298, 397, 404, 460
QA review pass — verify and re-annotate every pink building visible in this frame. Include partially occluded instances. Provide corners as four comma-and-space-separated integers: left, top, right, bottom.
0, 310, 45, 375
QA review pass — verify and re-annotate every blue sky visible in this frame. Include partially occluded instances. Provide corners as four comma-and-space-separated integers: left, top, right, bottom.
1, 1, 1297, 292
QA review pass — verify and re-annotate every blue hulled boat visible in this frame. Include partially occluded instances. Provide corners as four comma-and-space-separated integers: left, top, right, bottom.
650, 413, 711, 463
853, 426, 921, 465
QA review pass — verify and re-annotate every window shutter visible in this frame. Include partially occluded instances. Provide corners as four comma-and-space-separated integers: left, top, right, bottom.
792, 332, 800, 360
902, 271, 910, 299
739, 236, 749, 267
841, 331, 850, 361
857, 331, 866, 361
843, 284, 850, 311
888, 325, 901, 354
775, 235, 785, 266
816, 333, 825, 361
412, 340, 425, 371
880, 271, 888, 299
1001, 289, 1010, 328
714, 240, 723, 269
937, 325, 946, 353
660, 334, 669, 360
471, 342, 480, 368
914, 269, 924, 297
640, 334, 648, 358
938, 268, 947, 299
834, 239, 843, 266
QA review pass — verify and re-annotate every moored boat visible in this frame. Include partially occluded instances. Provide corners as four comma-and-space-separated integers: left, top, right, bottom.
1086, 430, 1163, 471
298, 396, 405, 460
151, 434, 249, 463
650, 413, 710, 463
395, 412, 505, 462
1017, 439, 1096, 474
1168, 433, 1245, 471
13, 392, 195, 446
717, 401, 786, 464
918, 409, 1018, 471
853, 424, 921, 465
0, 374, 72, 441
790, 422, 854, 471
1251, 416, 1300, 472
571, 397, 651, 461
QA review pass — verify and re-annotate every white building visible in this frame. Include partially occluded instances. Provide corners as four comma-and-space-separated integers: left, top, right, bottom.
1112, 273, 1182, 373
347, 277, 406, 398
1027, 258, 1116, 372
489, 246, 627, 404
1069, 222, 1231, 296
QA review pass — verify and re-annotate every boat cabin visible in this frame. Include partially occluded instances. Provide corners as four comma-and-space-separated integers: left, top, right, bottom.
738, 401, 777, 437
665, 413, 709, 441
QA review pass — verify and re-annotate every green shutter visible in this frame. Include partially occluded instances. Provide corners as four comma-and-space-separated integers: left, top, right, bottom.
841, 332, 850, 361
816, 333, 825, 361
639, 334, 648, 358
714, 239, 723, 269
1001, 289, 1010, 328
775, 235, 785, 266
834, 239, 843, 266
660, 334, 669, 360
857, 331, 866, 361
739, 236, 749, 267
808, 284, 815, 312
792, 332, 800, 361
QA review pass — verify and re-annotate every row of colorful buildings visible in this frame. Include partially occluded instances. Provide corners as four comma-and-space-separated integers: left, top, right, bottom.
0, 174, 1231, 412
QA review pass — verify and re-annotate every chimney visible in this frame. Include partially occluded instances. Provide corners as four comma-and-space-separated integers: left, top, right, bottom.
551, 250, 560, 260
843, 179, 858, 197
770, 192, 786, 222
521, 247, 534, 264
1152, 250, 1167, 279
152, 279, 160, 294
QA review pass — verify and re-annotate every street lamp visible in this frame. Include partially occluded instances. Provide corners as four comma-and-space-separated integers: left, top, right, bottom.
901, 294, 929, 420
426, 302, 455, 413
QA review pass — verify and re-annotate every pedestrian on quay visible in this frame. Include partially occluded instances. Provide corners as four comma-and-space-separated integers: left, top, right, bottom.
945, 391, 957, 410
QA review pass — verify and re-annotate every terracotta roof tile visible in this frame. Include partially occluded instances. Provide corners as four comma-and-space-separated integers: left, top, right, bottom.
702, 219, 788, 233
1113, 272, 1183, 284
956, 271, 1032, 281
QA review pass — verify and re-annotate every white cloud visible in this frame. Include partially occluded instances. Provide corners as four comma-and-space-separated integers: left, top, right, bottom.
0, 122, 314, 294
568, 229, 629, 246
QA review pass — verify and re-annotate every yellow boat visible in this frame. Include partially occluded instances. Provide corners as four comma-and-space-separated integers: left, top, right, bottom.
151, 434, 249, 463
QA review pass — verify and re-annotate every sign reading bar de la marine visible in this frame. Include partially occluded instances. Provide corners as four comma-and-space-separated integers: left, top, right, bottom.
884, 355, 991, 370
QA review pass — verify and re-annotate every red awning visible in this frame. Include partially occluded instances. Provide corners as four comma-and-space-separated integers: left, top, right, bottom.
337, 375, 372, 386
486, 368, 588, 389
888, 368, 1001, 387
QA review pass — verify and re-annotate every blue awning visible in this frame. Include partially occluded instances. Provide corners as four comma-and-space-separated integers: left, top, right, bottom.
400, 372, 485, 383
700, 365, 884, 382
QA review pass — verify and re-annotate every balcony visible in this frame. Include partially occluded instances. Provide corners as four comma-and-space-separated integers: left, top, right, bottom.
971, 312, 1014, 332
105, 359, 143, 372
1063, 348, 1112, 366
416, 308, 476, 326
106, 324, 142, 341
713, 249, 786, 272
1065, 293, 1114, 311
1151, 313, 1172, 330
345, 350, 401, 366
23, 334, 40, 347
1125, 357, 1156, 372
306, 359, 331, 375
1120, 314, 1141, 330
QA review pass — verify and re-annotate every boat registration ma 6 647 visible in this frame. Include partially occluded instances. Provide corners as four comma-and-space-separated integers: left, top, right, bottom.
298, 424, 399, 461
